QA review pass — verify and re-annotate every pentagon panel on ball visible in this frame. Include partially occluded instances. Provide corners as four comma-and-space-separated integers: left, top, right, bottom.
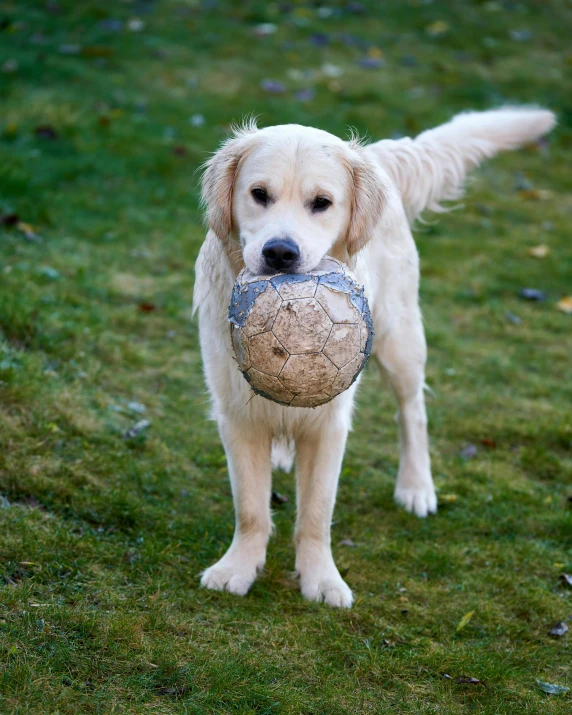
228, 257, 373, 408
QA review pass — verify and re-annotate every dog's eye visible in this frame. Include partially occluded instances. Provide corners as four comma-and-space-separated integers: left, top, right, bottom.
251, 188, 268, 206
312, 196, 331, 212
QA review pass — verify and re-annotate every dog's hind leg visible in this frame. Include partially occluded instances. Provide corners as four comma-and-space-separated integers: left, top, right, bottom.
374, 306, 437, 518
200, 419, 273, 596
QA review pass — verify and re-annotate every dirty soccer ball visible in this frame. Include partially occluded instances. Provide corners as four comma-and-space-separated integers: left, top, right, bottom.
228, 257, 373, 408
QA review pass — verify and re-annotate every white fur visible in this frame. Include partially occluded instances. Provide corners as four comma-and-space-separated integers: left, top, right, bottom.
195, 107, 555, 607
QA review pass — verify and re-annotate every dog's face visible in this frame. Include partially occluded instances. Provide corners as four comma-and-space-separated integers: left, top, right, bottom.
202, 124, 385, 274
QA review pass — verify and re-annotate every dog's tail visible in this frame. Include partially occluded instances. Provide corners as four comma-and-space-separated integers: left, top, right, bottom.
370, 107, 556, 222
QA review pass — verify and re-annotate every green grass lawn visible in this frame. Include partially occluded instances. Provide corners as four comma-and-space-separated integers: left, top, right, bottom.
1, 1, 571, 712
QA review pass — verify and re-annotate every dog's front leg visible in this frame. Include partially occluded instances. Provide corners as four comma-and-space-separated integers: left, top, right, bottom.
200, 419, 272, 596
294, 416, 353, 608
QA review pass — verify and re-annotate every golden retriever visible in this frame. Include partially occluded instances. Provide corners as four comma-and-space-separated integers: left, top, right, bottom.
194, 107, 555, 607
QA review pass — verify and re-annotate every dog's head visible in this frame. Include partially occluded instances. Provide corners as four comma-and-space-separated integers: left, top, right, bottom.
201, 121, 386, 274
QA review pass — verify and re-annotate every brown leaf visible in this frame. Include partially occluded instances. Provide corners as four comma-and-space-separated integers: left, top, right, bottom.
556, 297, 572, 314
81, 46, 114, 58
456, 676, 486, 687
35, 125, 58, 140
0, 213, 19, 226
138, 302, 156, 313
480, 438, 497, 449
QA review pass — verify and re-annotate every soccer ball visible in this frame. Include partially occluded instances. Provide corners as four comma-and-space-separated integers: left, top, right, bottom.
228, 257, 373, 408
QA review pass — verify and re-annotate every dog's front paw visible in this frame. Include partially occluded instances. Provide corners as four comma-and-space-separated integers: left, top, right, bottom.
394, 482, 437, 518
200, 548, 264, 596
301, 575, 354, 608
297, 557, 353, 608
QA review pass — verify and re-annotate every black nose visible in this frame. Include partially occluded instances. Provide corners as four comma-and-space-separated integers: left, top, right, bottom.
262, 238, 300, 272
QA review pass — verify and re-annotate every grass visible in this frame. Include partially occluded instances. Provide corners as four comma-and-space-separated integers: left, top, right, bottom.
1, 0, 571, 712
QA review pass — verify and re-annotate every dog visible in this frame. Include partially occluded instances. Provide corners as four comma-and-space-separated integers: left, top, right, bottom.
194, 107, 555, 607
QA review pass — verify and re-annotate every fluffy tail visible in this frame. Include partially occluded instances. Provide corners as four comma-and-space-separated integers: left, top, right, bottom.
370, 107, 556, 222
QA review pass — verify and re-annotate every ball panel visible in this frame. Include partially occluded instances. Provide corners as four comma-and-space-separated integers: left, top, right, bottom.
272, 276, 317, 300
315, 284, 361, 324
328, 353, 364, 396
248, 331, 289, 377
323, 323, 361, 368
279, 352, 338, 394
228, 279, 269, 328
272, 298, 332, 354
290, 392, 331, 408
242, 284, 282, 337
231, 325, 250, 370
248, 368, 294, 404
360, 324, 369, 352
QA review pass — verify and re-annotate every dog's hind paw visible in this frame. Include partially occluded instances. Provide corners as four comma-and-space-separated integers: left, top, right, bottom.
394, 483, 437, 518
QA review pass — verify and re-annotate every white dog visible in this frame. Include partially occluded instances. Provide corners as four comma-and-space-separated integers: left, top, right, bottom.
194, 107, 555, 607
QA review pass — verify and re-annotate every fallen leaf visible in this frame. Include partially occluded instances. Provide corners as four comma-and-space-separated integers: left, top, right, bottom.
560, 574, 572, 587
16, 221, 42, 242
173, 145, 187, 157
339, 538, 357, 547
519, 288, 546, 301
39, 266, 60, 280
81, 46, 114, 58
456, 676, 485, 686
127, 402, 146, 414
98, 19, 123, 32
35, 124, 58, 140
536, 680, 569, 695
549, 621, 569, 637
154, 685, 189, 697
0, 213, 19, 226
426, 21, 449, 37
556, 297, 572, 314
519, 189, 552, 201
189, 114, 205, 127
252, 23, 277, 37
271, 491, 288, 505
138, 303, 156, 313
124, 419, 151, 439
294, 88, 315, 102
527, 244, 550, 258
440, 494, 457, 503
310, 32, 329, 46
2, 59, 18, 73
510, 29, 533, 42
59, 44, 81, 54
480, 438, 496, 449
260, 79, 286, 94
456, 610, 474, 632
460, 444, 477, 459
321, 63, 343, 78
357, 56, 384, 69
505, 311, 522, 325
127, 18, 145, 32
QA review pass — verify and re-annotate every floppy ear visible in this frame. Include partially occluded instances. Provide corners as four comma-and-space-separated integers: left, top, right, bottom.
201, 123, 257, 241
346, 147, 386, 256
